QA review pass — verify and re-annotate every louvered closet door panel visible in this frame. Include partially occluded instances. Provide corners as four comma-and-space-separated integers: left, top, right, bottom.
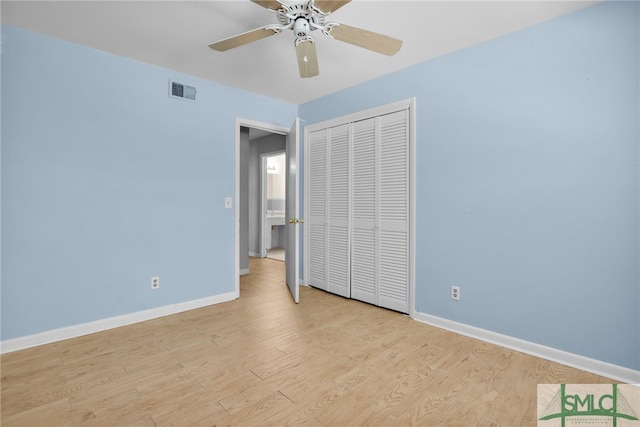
326, 124, 350, 297
308, 129, 327, 291
378, 110, 409, 313
350, 118, 377, 305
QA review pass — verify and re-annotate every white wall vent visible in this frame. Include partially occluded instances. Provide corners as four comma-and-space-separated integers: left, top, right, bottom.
169, 80, 196, 101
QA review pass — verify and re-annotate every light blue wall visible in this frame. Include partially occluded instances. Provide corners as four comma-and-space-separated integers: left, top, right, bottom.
0, 25, 297, 340
2, 2, 638, 372
300, 1, 639, 370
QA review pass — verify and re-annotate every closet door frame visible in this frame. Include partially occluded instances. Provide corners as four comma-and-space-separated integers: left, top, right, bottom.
303, 98, 416, 317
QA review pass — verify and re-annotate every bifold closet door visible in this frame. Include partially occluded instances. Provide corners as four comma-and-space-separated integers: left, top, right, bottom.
307, 124, 350, 297
307, 108, 409, 313
326, 124, 350, 297
351, 118, 377, 305
350, 110, 409, 313
377, 110, 409, 313
307, 129, 327, 291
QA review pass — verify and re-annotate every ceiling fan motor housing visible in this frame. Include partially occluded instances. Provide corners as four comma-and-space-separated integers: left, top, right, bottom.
294, 18, 310, 37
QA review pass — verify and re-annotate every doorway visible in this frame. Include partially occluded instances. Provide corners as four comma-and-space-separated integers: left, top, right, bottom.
235, 118, 300, 303
262, 152, 286, 261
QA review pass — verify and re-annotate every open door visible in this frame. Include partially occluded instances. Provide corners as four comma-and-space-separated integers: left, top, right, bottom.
285, 118, 300, 303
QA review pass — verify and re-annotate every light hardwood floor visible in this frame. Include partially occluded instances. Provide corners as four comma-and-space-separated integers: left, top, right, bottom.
1, 257, 614, 426
266, 248, 285, 262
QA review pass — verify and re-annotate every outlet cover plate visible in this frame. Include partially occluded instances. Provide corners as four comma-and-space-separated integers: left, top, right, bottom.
451, 285, 460, 301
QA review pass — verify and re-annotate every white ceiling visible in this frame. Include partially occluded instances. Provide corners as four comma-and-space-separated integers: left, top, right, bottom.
2, 0, 598, 104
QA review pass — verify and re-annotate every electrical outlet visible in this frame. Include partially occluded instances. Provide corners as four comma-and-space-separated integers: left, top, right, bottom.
151, 277, 159, 289
451, 285, 460, 301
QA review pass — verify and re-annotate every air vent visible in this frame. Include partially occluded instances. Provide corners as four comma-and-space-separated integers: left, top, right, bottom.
169, 80, 196, 101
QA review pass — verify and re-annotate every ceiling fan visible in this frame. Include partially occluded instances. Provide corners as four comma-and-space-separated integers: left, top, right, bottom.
208, 0, 403, 78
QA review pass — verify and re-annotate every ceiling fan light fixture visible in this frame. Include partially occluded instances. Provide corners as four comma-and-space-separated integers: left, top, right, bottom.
293, 17, 310, 37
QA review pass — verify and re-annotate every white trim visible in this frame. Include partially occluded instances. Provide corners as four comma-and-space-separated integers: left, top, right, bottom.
239, 268, 250, 276
413, 311, 640, 384
305, 98, 415, 133
261, 154, 267, 258
408, 98, 417, 319
304, 126, 309, 293
248, 251, 261, 258
0, 292, 237, 354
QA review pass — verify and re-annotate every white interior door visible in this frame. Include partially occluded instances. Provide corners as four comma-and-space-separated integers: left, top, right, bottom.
285, 118, 300, 303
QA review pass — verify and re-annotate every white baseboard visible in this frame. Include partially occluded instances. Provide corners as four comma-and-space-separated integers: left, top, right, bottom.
0, 292, 237, 354
239, 268, 250, 276
248, 251, 261, 258
413, 312, 640, 384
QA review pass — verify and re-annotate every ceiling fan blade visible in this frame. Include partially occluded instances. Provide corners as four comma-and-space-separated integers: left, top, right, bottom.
328, 23, 402, 56
251, 0, 283, 10
296, 40, 319, 78
208, 27, 278, 51
313, 0, 351, 13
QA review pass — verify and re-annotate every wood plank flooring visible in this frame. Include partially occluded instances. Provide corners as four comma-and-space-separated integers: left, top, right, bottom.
1, 257, 614, 426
